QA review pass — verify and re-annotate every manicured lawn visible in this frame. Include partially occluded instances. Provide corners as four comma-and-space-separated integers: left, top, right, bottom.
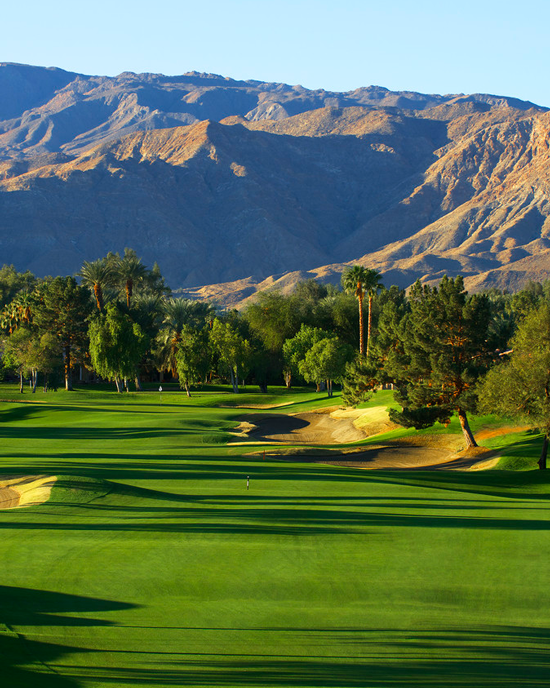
1, 384, 549, 687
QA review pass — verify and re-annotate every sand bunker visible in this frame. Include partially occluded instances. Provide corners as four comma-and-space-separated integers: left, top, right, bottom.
331, 405, 398, 436
236, 409, 516, 471
238, 412, 367, 445
0, 475, 57, 509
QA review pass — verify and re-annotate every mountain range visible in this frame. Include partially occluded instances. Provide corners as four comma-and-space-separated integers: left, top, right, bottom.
1, 62, 549, 304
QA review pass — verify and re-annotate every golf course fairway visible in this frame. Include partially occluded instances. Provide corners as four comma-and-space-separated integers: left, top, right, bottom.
0, 384, 549, 687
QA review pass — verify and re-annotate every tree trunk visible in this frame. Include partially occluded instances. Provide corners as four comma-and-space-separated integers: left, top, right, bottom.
115, 378, 123, 393
19, 370, 23, 394
258, 382, 267, 393
93, 284, 103, 311
32, 370, 38, 393
134, 374, 143, 392
367, 295, 373, 358
43, 373, 48, 393
230, 366, 239, 394
64, 343, 73, 390
327, 379, 333, 398
358, 292, 365, 355
457, 407, 477, 448
284, 369, 292, 389
538, 434, 548, 470
184, 381, 191, 398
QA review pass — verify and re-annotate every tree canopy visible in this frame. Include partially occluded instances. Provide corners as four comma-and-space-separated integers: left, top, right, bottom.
386, 277, 492, 447
479, 305, 550, 468
88, 304, 148, 392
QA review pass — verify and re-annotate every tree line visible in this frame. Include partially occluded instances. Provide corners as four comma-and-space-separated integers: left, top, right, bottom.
1, 255, 550, 467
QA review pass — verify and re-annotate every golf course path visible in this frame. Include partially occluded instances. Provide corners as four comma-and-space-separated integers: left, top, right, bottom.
0, 475, 57, 509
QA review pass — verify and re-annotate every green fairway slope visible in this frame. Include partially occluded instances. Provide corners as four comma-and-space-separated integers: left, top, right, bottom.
0, 385, 549, 687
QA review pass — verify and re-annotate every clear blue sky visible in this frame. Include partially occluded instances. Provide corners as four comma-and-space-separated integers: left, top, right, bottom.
4, 0, 550, 106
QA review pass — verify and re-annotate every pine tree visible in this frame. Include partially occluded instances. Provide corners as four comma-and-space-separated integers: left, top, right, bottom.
387, 276, 492, 448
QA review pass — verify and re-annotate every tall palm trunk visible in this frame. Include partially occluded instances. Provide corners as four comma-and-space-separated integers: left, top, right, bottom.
358, 292, 365, 355
126, 279, 133, 308
366, 295, 373, 358
93, 284, 103, 311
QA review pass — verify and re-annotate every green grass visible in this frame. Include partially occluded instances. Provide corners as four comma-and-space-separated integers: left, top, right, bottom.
0, 383, 549, 687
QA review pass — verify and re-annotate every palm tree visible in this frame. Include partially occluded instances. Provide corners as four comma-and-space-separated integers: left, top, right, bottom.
0, 302, 18, 334
341, 266, 383, 357
78, 259, 113, 311
156, 298, 193, 377
0, 290, 35, 333
155, 298, 215, 377
114, 248, 148, 308
12, 291, 34, 325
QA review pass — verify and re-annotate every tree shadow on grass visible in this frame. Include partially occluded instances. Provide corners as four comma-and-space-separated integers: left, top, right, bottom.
0, 426, 198, 441
1, 474, 547, 536
1, 446, 549, 501
0, 585, 136, 688
64, 625, 550, 687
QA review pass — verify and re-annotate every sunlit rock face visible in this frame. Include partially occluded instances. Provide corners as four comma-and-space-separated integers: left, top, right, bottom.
0, 62, 549, 298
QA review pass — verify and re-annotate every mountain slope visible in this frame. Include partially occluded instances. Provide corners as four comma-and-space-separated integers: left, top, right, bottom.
0, 111, 444, 283
0, 64, 549, 295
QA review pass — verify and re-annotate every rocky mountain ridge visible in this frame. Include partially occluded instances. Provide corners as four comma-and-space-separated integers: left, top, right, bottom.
0, 63, 549, 300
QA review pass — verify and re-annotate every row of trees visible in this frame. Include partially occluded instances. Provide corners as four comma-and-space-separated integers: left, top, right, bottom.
0, 252, 362, 395
340, 275, 550, 469
1, 255, 550, 467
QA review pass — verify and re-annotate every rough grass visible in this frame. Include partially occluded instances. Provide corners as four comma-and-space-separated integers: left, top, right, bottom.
0, 382, 549, 687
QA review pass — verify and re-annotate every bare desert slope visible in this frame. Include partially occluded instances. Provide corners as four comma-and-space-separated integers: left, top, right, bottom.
1, 63, 549, 296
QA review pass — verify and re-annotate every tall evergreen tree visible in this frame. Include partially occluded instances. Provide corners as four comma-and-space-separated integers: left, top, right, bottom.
33, 277, 92, 390
387, 276, 492, 448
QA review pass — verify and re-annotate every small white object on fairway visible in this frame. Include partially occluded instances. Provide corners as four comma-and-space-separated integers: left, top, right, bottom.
0, 475, 57, 509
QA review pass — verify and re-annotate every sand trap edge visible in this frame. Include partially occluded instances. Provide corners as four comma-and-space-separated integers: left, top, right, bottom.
0, 475, 57, 509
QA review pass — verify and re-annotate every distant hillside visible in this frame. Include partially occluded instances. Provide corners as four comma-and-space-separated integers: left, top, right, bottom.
0, 63, 549, 298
